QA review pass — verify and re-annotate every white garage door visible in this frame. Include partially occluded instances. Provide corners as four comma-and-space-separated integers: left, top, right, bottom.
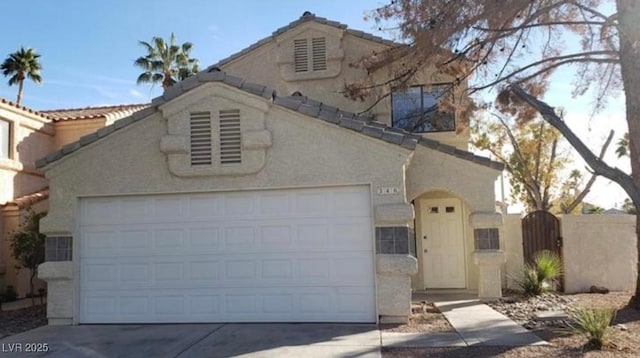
78, 186, 375, 323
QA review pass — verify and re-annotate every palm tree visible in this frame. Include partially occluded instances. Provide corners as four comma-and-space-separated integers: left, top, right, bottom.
134, 33, 199, 90
1, 47, 43, 105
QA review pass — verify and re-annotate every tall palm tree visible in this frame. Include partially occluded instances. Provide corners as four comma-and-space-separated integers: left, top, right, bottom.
1, 47, 43, 105
134, 33, 199, 90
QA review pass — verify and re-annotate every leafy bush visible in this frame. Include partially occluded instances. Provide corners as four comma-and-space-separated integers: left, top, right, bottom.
4, 285, 17, 302
516, 250, 562, 296
569, 308, 616, 350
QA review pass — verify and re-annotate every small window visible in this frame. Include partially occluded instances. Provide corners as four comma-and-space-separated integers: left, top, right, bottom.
219, 109, 241, 164
474, 228, 500, 250
190, 112, 212, 166
446, 206, 455, 213
293, 37, 327, 73
0, 119, 10, 159
391, 84, 455, 133
430, 207, 438, 214
46, 236, 72, 262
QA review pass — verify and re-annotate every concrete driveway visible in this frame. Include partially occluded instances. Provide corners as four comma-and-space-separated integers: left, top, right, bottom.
0, 323, 381, 358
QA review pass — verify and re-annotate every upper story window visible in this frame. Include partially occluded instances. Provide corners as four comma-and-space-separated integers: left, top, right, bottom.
294, 37, 327, 73
0, 119, 10, 159
391, 84, 455, 133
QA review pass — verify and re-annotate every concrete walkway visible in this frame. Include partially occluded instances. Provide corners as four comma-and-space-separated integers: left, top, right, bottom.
381, 291, 547, 348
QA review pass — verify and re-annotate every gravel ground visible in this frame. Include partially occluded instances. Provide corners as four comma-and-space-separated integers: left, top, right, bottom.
380, 301, 455, 333
0, 304, 47, 339
383, 291, 640, 358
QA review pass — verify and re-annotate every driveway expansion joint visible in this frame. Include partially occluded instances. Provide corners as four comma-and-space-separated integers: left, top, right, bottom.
174, 323, 227, 358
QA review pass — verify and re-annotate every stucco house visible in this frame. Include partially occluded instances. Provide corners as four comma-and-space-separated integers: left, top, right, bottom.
0, 99, 147, 297
36, 12, 505, 325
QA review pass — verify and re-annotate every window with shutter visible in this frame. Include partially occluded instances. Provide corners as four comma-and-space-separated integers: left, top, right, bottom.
294, 39, 308, 73
190, 112, 212, 166
219, 109, 242, 164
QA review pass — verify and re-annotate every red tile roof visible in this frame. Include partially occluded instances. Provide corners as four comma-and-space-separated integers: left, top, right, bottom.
41, 103, 149, 121
1, 187, 49, 209
0, 97, 52, 120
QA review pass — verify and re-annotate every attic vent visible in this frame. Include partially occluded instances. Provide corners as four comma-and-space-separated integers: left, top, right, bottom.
294, 39, 308, 72
219, 109, 242, 164
311, 37, 327, 71
190, 112, 212, 166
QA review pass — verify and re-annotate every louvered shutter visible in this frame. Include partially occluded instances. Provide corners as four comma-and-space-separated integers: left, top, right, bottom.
190, 112, 212, 166
219, 109, 242, 164
294, 39, 308, 72
311, 37, 327, 71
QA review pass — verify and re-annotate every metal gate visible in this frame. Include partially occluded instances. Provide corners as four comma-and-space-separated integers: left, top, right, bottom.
521, 210, 563, 290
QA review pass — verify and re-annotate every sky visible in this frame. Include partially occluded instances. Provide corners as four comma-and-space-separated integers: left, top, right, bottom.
0, 0, 631, 211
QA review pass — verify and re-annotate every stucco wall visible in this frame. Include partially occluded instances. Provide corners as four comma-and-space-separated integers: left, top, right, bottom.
220, 23, 469, 149
53, 119, 106, 150
405, 146, 498, 210
0, 104, 53, 204
40, 83, 417, 324
561, 214, 637, 293
502, 214, 524, 289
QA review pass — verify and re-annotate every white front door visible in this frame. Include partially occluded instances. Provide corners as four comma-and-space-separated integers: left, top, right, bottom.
420, 198, 466, 288
78, 186, 375, 323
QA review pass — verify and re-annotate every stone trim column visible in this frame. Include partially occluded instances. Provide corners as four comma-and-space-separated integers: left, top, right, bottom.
470, 211, 505, 298
38, 262, 73, 325
473, 251, 506, 299
376, 254, 417, 323
374, 203, 417, 323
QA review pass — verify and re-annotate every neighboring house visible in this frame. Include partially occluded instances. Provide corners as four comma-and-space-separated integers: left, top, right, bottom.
0, 99, 147, 297
36, 12, 505, 326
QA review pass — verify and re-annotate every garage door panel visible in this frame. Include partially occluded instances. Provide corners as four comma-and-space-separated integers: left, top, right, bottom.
79, 186, 375, 323
82, 251, 372, 290
81, 286, 374, 323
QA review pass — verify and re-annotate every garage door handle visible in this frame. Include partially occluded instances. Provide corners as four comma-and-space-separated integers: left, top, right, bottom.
423, 235, 427, 240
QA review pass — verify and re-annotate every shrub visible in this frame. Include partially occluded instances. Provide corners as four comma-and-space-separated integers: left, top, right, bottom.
569, 308, 616, 350
516, 250, 562, 296
4, 285, 18, 302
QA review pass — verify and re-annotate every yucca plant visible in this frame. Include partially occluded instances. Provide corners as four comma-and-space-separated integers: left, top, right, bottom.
569, 308, 616, 350
516, 250, 563, 296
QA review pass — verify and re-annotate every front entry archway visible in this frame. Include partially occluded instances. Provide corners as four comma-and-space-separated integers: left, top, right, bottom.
419, 197, 466, 289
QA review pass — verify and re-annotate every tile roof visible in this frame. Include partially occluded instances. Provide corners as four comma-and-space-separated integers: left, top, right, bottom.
0, 97, 52, 120
35, 69, 504, 171
206, 11, 399, 71
1, 187, 49, 209
41, 103, 150, 121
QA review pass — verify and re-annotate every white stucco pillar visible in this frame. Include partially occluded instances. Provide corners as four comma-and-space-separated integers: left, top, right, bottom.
38, 262, 73, 325
472, 251, 506, 299
376, 254, 418, 323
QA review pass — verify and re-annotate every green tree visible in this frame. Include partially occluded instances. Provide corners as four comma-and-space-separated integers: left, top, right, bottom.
0, 47, 42, 105
134, 33, 199, 90
622, 198, 637, 214
472, 113, 610, 213
367, 0, 640, 308
9, 209, 46, 305
473, 114, 566, 211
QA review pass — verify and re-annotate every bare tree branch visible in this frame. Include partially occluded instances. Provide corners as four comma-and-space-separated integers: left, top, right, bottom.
509, 85, 640, 207
561, 130, 614, 214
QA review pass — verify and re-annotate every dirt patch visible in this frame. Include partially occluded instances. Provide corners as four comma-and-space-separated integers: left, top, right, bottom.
383, 292, 640, 357
0, 304, 47, 339
379, 301, 455, 333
